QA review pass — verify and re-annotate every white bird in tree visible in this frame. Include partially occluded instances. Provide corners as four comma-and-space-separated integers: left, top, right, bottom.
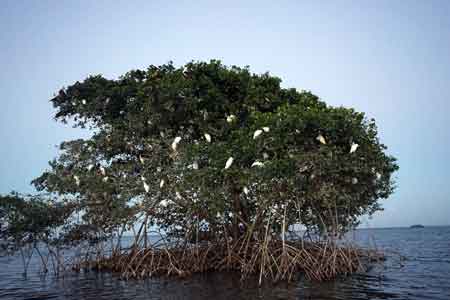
316, 134, 326, 145
87, 164, 94, 171
216, 212, 222, 218
139, 155, 145, 164
103, 176, 108, 182
143, 181, 150, 193
253, 129, 263, 139
74, 175, 80, 186
262, 127, 270, 133
159, 199, 169, 207
226, 115, 236, 123
100, 166, 106, 176
251, 161, 264, 167
160, 179, 165, 188
224, 157, 234, 170
82, 99, 86, 105
204, 133, 211, 143
171, 136, 182, 151
352, 177, 358, 184
176, 191, 182, 199
243, 186, 249, 195
350, 142, 359, 154
376, 172, 382, 180
192, 161, 199, 170
263, 152, 269, 159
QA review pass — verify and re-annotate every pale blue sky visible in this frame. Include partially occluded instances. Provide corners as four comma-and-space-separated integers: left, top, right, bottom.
1, 0, 449, 227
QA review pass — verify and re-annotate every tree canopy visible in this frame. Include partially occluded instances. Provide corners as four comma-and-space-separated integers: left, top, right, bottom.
22, 60, 398, 241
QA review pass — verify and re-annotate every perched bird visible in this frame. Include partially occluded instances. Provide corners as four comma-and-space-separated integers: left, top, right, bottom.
74, 175, 80, 186
171, 136, 182, 151
176, 191, 182, 199
251, 161, 264, 167
216, 212, 222, 218
228, 212, 233, 218
376, 172, 382, 180
103, 176, 108, 182
224, 157, 234, 170
316, 134, 326, 145
143, 181, 150, 193
82, 99, 86, 105
87, 164, 94, 171
350, 142, 359, 154
243, 186, 249, 195
253, 129, 263, 139
159, 199, 169, 207
226, 115, 236, 123
262, 152, 269, 159
139, 155, 145, 164
157, 167, 162, 172
262, 127, 270, 133
100, 166, 106, 176
160, 179, 165, 188
192, 161, 199, 170
352, 177, 358, 184
204, 133, 211, 143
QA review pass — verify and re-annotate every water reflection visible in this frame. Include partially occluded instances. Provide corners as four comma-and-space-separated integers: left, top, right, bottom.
1, 227, 449, 300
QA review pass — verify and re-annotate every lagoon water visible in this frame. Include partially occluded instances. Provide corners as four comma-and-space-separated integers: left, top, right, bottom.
1, 226, 449, 300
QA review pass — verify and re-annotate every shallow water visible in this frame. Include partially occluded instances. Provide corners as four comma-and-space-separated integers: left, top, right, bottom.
1, 226, 449, 299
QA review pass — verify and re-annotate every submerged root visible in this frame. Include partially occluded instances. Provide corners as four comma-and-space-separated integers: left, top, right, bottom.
89, 239, 382, 283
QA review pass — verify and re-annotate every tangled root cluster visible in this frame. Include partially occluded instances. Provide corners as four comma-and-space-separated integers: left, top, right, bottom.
86, 238, 382, 284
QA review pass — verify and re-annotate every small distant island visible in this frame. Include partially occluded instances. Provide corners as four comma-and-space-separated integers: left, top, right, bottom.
410, 224, 425, 229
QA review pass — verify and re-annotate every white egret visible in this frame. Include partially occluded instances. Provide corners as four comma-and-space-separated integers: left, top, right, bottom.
103, 176, 108, 182
262, 127, 270, 132
82, 99, 86, 105
160, 179, 165, 188
74, 175, 80, 186
192, 161, 199, 170
243, 187, 249, 195
350, 142, 359, 154
139, 155, 145, 164
143, 182, 150, 193
226, 115, 236, 123
100, 166, 106, 176
228, 212, 233, 218
159, 199, 169, 207
262, 152, 269, 159
251, 161, 264, 167
376, 172, 382, 180
224, 157, 234, 169
316, 134, 326, 145
171, 136, 182, 151
204, 133, 211, 143
87, 164, 94, 171
253, 129, 263, 139
352, 177, 358, 184
216, 212, 222, 218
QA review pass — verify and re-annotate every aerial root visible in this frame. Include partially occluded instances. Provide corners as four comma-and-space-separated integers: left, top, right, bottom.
88, 239, 382, 283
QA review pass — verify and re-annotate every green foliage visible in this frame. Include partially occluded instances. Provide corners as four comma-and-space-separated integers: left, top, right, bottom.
2, 60, 398, 247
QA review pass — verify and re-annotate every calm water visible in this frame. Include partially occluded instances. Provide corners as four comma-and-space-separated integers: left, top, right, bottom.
1, 226, 449, 300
